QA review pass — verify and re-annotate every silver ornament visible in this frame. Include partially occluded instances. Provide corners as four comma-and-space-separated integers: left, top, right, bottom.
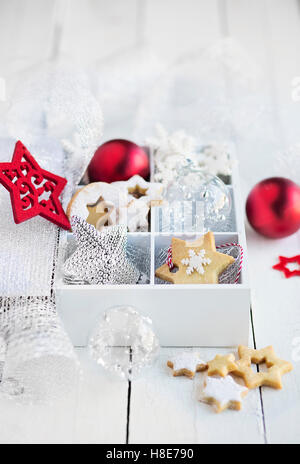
63, 216, 140, 285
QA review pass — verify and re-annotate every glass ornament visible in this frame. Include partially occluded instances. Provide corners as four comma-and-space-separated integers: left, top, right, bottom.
162, 159, 232, 233
89, 306, 160, 380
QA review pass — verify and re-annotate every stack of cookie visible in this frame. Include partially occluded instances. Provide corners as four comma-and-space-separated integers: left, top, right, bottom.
66, 175, 163, 232
167, 346, 293, 413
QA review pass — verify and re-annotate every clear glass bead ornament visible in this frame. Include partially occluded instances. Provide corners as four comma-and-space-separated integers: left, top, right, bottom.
162, 159, 232, 233
89, 306, 160, 381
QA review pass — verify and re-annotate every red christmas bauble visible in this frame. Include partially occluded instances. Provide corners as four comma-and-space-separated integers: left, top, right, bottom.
246, 177, 300, 238
88, 139, 150, 183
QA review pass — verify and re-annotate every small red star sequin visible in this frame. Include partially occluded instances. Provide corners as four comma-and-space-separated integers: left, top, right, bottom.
0, 141, 71, 230
273, 255, 300, 278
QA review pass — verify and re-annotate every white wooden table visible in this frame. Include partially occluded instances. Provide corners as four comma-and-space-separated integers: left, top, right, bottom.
0, 0, 300, 444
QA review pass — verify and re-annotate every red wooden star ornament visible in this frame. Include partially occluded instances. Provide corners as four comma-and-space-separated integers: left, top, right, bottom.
0, 141, 71, 230
273, 255, 300, 278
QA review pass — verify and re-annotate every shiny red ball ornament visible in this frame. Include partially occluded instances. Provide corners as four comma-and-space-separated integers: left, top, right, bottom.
246, 177, 300, 239
88, 139, 150, 183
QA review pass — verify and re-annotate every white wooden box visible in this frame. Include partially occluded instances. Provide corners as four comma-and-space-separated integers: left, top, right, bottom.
55, 151, 250, 347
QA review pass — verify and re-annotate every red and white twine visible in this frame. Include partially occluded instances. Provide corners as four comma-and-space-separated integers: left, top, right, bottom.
167, 246, 173, 270
166, 242, 244, 284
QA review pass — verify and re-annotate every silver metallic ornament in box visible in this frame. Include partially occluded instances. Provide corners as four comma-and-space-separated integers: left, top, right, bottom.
63, 216, 140, 285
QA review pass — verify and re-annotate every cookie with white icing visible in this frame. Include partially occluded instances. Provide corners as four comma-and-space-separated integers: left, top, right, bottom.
156, 232, 235, 284
66, 182, 128, 230
124, 198, 150, 232
167, 352, 207, 378
200, 375, 248, 413
113, 175, 163, 206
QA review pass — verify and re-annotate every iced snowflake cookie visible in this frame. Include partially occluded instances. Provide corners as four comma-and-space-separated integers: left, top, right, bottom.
155, 231, 235, 284
167, 352, 207, 378
199, 144, 233, 177
207, 354, 238, 377
232, 345, 293, 389
66, 182, 128, 230
200, 376, 248, 413
113, 175, 163, 206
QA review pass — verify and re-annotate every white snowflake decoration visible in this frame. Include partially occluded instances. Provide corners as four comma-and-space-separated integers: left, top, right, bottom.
181, 249, 211, 276
146, 125, 234, 187
146, 124, 199, 187
146, 124, 197, 161
199, 144, 234, 177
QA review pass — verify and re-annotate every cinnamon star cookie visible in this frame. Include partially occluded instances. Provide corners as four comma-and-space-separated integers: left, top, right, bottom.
200, 375, 248, 413
232, 345, 293, 389
207, 353, 238, 377
155, 231, 235, 284
167, 352, 207, 378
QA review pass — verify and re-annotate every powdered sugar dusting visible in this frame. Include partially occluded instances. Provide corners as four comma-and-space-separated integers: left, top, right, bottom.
170, 352, 206, 373
202, 376, 248, 407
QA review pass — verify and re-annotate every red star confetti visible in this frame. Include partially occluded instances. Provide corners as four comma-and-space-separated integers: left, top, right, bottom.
0, 141, 71, 230
273, 255, 300, 278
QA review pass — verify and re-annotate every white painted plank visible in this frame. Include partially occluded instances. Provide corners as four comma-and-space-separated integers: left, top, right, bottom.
224, 0, 300, 186
0, 348, 128, 444
132, 0, 224, 141
263, 0, 300, 147
225, 0, 300, 444
245, 226, 300, 444
0, 0, 56, 76
223, 0, 285, 190
143, 0, 221, 63
60, 0, 139, 64
129, 347, 264, 444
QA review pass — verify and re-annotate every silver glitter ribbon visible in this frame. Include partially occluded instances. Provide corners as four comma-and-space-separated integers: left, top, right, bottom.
63, 216, 140, 285
0, 64, 103, 403
0, 297, 80, 403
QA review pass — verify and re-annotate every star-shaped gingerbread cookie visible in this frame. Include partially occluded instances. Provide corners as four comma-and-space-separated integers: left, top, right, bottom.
207, 353, 238, 377
232, 345, 293, 389
201, 375, 248, 413
155, 232, 235, 284
167, 352, 207, 378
